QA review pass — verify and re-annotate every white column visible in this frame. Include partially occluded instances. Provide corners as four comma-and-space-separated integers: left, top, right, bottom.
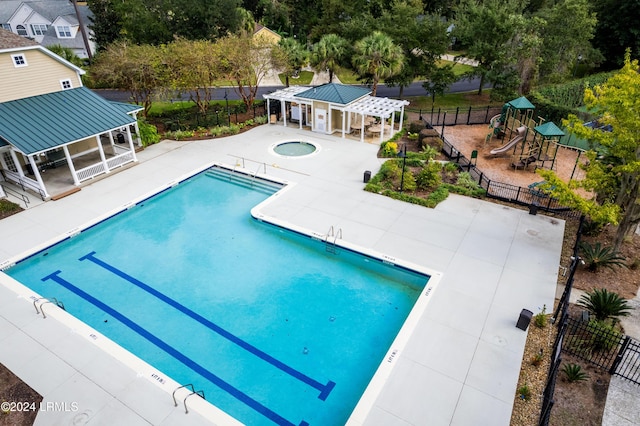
108, 131, 115, 147
62, 145, 80, 185
27, 155, 50, 198
132, 113, 142, 146
281, 101, 287, 127
399, 106, 405, 132
126, 126, 138, 162
96, 135, 110, 173
341, 110, 346, 138
266, 99, 271, 123
360, 114, 365, 143
380, 116, 385, 144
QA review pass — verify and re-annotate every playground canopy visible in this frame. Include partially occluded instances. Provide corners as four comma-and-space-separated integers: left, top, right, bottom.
534, 122, 565, 138
506, 96, 536, 110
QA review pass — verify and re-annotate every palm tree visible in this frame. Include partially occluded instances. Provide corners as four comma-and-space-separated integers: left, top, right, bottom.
577, 288, 632, 323
277, 37, 309, 87
311, 34, 349, 83
352, 31, 404, 96
46, 44, 85, 67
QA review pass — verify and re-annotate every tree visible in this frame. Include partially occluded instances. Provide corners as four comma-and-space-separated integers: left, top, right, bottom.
379, 1, 451, 98
567, 53, 640, 250
217, 36, 278, 110
90, 42, 165, 116
46, 44, 85, 68
592, 0, 640, 70
535, 0, 599, 82
453, 0, 527, 97
277, 37, 309, 87
163, 39, 221, 116
539, 53, 640, 250
422, 64, 457, 104
352, 31, 404, 96
86, 0, 122, 50
310, 34, 349, 83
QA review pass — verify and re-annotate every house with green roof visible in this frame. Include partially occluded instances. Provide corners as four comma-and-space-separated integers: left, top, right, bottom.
0, 28, 142, 201
263, 83, 410, 144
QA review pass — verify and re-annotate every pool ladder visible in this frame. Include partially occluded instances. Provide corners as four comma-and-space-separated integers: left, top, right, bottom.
325, 225, 342, 254
33, 297, 65, 319
172, 383, 205, 414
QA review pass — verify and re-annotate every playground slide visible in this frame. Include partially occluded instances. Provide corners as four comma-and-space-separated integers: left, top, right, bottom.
489, 135, 523, 155
490, 126, 527, 155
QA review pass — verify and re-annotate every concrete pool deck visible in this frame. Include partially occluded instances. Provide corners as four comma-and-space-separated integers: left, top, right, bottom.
0, 125, 564, 425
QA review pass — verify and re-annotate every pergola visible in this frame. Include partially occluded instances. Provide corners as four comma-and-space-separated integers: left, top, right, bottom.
263, 83, 409, 144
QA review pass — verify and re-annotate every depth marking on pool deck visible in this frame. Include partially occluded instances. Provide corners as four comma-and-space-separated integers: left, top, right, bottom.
41, 270, 311, 426
78, 251, 336, 401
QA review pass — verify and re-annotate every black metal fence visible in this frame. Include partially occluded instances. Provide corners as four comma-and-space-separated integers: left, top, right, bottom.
439, 134, 579, 217
411, 105, 503, 127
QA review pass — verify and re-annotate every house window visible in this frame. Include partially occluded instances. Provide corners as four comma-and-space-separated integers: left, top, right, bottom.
56, 26, 72, 38
30, 24, 48, 36
1, 24, 10, 31
60, 79, 72, 90
2, 152, 18, 173
11, 54, 27, 67
16, 25, 28, 36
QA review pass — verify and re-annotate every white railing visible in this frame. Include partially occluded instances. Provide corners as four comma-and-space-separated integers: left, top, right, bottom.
3, 170, 44, 197
106, 152, 134, 170
75, 152, 134, 183
77, 163, 107, 182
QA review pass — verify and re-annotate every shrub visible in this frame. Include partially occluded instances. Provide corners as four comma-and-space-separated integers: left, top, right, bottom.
381, 141, 398, 157
165, 129, 195, 140
577, 288, 631, 323
530, 350, 544, 366
379, 160, 401, 181
579, 241, 626, 272
416, 162, 442, 190
581, 218, 606, 236
138, 119, 160, 146
533, 305, 548, 328
517, 384, 532, 400
408, 120, 425, 134
426, 185, 449, 205
420, 146, 439, 162
255, 115, 268, 124
561, 363, 589, 383
422, 137, 444, 151
586, 320, 623, 352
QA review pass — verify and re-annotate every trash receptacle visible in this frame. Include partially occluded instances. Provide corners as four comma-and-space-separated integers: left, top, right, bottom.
516, 309, 533, 330
529, 202, 539, 215
363, 170, 371, 183
116, 133, 125, 144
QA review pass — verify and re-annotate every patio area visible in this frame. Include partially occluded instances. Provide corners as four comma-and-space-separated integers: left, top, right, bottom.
0, 125, 564, 425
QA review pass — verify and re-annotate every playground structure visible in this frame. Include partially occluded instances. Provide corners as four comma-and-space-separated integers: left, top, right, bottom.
485, 96, 567, 172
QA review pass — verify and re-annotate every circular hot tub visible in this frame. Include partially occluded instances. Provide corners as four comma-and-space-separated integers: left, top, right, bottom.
270, 141, 319, 158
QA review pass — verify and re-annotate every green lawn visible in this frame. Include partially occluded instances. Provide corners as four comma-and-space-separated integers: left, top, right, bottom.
277, 70, 314, 85
406, 91, 493, 110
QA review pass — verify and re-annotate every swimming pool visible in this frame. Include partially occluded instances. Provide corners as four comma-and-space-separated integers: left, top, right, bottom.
4, 166, 431, 425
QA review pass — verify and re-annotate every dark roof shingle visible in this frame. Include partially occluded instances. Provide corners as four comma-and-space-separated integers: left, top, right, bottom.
0, 28, 39, 50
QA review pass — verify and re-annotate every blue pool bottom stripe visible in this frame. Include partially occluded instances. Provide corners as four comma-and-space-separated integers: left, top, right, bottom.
42, 270, 310, 426
78, 251, 336, 401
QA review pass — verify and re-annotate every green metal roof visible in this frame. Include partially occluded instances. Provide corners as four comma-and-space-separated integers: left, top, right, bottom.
534, 122, 565, 137
296, 83, 371, 105
0, 87, 136, 155
109, 101, 144, 115
507, 96, 535, 110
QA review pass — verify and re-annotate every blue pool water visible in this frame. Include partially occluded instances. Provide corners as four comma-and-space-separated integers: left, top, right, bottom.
6, 167, 429, 426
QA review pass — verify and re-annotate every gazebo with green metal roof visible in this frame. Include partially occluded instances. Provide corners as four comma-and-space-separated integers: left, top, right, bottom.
0, 87, 142, 198
263, 83, 409, 144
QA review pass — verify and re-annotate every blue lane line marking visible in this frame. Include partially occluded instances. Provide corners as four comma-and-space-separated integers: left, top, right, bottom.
79, 251, 336, 401
42, 270, 309, 426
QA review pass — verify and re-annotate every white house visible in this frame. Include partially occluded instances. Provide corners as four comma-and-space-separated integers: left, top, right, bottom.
0, 0, 95, 58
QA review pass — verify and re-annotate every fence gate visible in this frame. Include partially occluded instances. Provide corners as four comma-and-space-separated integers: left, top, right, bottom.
611, 337, 640, 385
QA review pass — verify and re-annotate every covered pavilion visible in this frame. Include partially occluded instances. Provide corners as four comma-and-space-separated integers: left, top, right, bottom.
263, 83, 409, 144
